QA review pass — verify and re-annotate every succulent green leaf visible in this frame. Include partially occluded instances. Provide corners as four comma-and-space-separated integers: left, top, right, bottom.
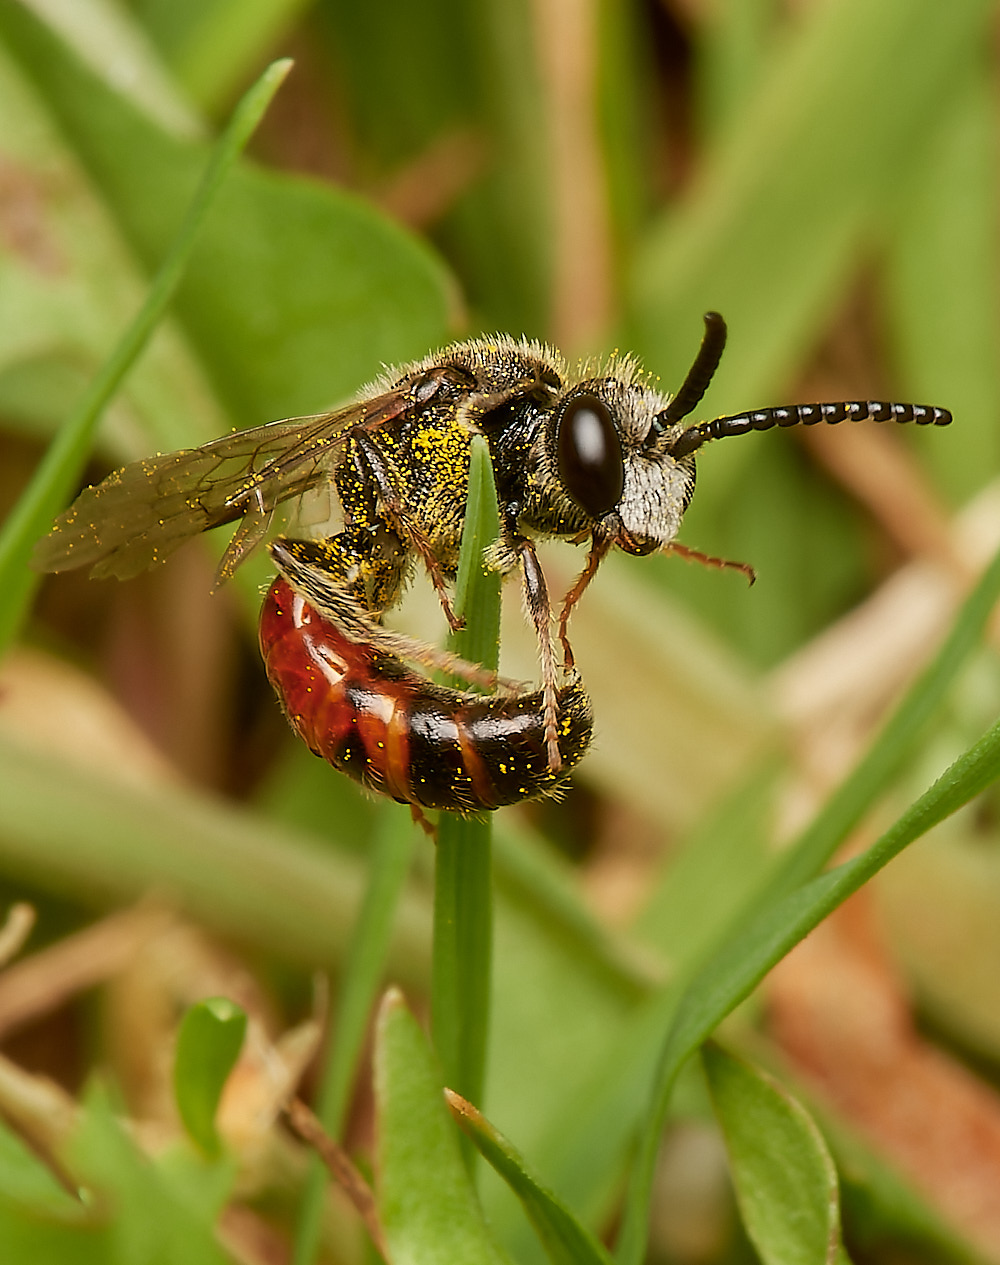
703, 1043, 850, 1265
375, 989, 511, 1265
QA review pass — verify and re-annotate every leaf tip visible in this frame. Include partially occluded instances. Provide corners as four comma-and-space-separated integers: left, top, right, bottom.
377, 985, 407, 1025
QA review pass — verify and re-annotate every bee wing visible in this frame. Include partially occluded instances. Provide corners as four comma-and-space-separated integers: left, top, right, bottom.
34, 389, 412, 581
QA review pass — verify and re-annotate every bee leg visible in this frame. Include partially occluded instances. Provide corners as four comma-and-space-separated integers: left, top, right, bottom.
351, 431, 464, 632
269, 538, 523, 694
512, 535, 562, 773
557, 533, 612, 670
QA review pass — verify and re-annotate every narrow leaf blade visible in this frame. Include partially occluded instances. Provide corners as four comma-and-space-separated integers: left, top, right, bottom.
447, 1090, 614, 1265
0, 54, 290, 651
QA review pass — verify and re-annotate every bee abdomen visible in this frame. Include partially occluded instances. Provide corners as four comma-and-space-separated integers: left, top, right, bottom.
259, 578, 592, 811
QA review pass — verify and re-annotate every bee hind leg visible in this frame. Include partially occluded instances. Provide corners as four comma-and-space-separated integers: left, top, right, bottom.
269, 537, 523, 694
351, 431, 464, 631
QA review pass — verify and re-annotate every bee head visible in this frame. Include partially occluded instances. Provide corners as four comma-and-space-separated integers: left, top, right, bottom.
552, 312, 727, 554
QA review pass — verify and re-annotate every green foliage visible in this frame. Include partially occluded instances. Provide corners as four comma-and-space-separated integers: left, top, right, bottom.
173, 998, 248, 1156
0, 53, 290, 649
375, 990, 511, 1264
1, 3, 999, 1264
703, 1042, 850, 1265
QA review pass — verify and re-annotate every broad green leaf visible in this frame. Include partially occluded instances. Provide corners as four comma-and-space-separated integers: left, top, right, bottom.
173, 998, 248, 1157
448, 1090, 614, 1265
703, 1043, 849, 1265
374, 989, 512, 1265
0, 23, 227, 458
0, 4, 454, 432
322, 0, 552, 334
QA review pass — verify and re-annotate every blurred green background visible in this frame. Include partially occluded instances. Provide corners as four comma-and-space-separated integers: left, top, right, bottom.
1, 1, 999, 1262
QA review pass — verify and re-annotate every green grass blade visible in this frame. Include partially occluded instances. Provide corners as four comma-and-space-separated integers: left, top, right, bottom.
616, 540, 1000, 1265
0, 57, 290, 654
447, 1089, 615, 1265
173, 998, 248, 1158
450, 434, 503, 675
619, 713, 1000, 1264
432, 436, 502, 1120
292, 804, 417, 1265
766, 540, 1000, 901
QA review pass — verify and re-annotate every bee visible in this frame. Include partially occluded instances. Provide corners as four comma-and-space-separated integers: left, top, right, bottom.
35, 313, 951, 810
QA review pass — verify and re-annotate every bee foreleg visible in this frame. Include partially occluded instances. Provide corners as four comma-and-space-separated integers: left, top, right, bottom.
557, 533, 612, 670
666, 540, 756, 585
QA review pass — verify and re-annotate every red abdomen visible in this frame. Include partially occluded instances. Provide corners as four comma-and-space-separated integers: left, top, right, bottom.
259, 578, 592, 811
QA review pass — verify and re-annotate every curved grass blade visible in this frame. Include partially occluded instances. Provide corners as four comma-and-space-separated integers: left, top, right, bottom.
616, 540, 1000, 1265
447, 1089, 614, 1265
0, 57, 291, 653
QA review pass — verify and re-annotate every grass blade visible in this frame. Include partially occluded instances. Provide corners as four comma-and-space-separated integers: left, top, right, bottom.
616, 540, 1000, 1265
447, 1089, 615, 1265
0, 56, 291, 653
375, 989, 511, 1264
432, 436, 502, 1121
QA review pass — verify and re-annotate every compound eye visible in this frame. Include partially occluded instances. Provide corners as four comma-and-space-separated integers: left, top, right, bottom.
556, 393, 624, 519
